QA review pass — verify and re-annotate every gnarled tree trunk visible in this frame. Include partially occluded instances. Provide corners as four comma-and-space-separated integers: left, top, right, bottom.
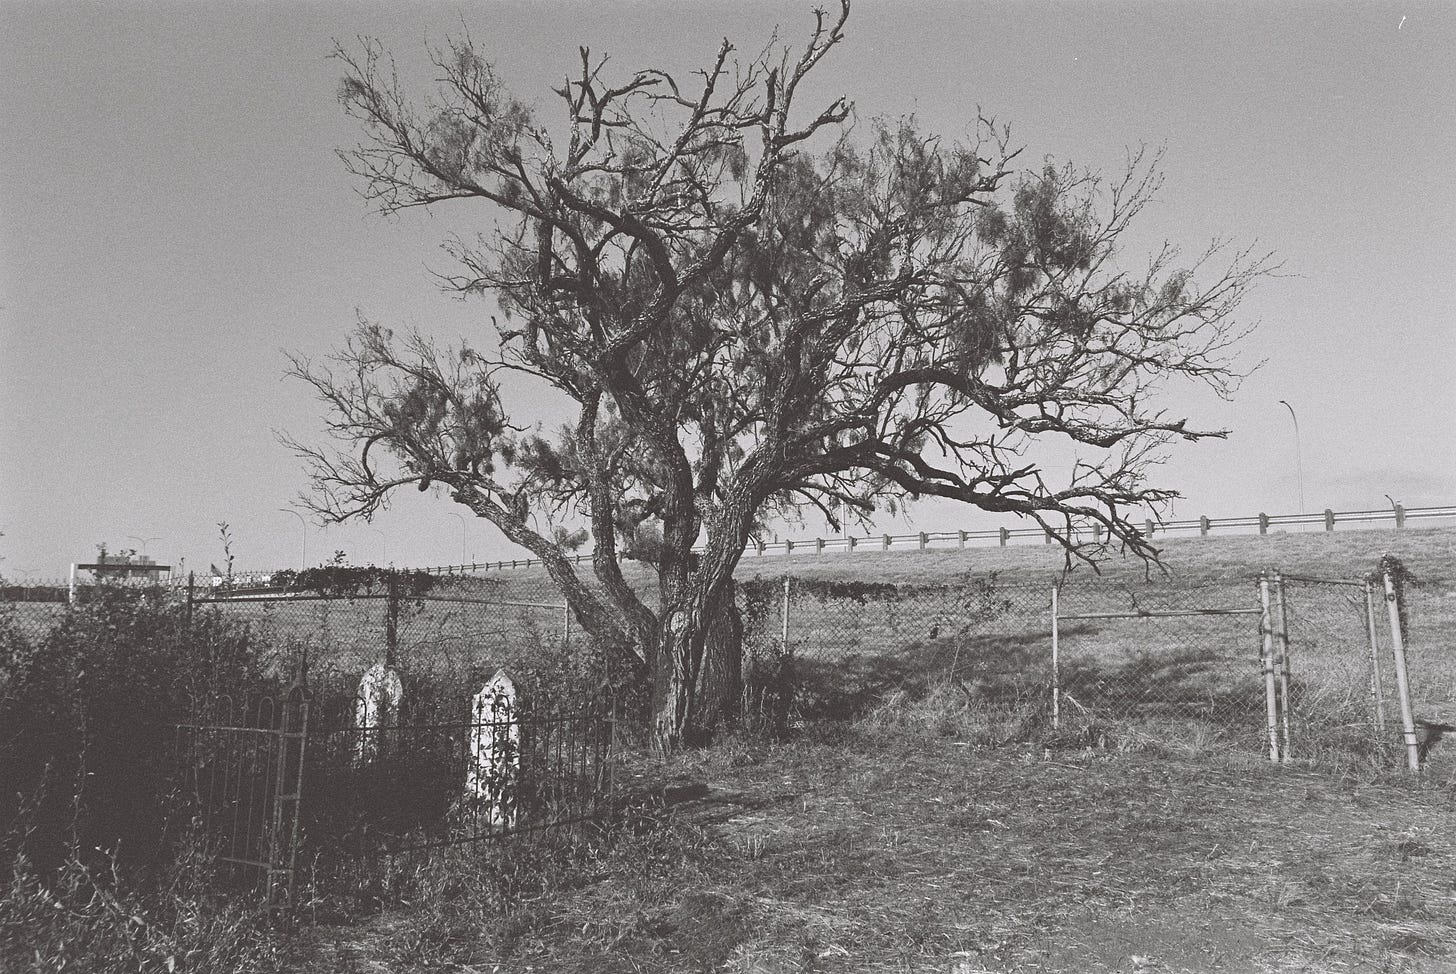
649, 586, 745, 751
695, 598, 744, 735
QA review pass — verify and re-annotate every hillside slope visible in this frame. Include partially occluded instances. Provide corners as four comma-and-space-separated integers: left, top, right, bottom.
477, 525, 1456, 599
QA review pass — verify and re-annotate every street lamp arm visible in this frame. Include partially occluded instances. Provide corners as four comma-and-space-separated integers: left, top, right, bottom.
280, 508, 308, 569
1278, 400, 1300, 433
1276, 400, 1305, 514
448, 511, 468, 565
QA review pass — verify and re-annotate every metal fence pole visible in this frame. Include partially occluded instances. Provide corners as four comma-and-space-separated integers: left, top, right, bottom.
1258, 574, 1280, 763
1050, 584, 1061, 731
780, 575, 791, 654
385, 570, 399, 668
1272, 573, 1292, 763
1362, 579, 1387, 734
186, 571, 196, 630
1381, 568, 1421, 772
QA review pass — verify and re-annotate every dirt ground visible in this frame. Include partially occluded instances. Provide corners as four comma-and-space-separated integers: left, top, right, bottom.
296, 726, 1456, 973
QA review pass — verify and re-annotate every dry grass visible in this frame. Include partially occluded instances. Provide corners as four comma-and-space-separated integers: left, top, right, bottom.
295, 720, 1456, 973
0, 849, 289, 974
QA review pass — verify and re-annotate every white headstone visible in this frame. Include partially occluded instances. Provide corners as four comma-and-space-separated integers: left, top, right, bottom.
355, 662, 403, 763
466, 669, 520, 829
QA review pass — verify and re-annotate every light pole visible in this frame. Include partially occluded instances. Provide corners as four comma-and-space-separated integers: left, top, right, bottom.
1277, 400, 1305, 514
126, 534, 160, 555
448, 511, 468, 565
370, 527, 388, 567
279, 509, 307, 568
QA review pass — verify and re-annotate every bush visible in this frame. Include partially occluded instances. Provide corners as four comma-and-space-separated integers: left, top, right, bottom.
0, 585, 274, 876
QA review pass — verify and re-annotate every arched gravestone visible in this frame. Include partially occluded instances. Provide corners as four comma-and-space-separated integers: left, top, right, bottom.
354, 662, 403, 763
466, 669, 520, 829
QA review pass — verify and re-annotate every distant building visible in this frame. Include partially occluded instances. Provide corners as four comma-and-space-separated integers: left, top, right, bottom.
91, 553, 166, 581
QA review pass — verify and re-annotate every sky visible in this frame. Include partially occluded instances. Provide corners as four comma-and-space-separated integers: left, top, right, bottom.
2, 0, 1453, 579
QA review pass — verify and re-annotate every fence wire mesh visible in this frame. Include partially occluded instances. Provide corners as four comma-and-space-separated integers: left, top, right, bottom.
1053, 580, 1267, 754
196, 591, 586, 690
0, 581, 71, 648
736, 570, 1444, 767
1273, 576, 1386, 762
737, 576, 1054, 732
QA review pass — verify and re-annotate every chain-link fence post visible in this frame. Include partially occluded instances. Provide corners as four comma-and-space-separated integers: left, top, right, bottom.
385, 570, 399, 668
1050, 583, 1061, 731
1272, 572, 1293, 763
186, 571, 196, 631
1380, 566, 1421, 772
1258, 573, 1280, 763
781, 575, 791, 655
1362, 578, 1387, 734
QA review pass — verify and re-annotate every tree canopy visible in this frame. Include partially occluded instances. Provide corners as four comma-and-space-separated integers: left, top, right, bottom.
287, 0, 1271, 746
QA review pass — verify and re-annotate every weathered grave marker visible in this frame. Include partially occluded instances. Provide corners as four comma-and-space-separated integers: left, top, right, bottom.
466, 669, 520, 829
355, 662, 403, 763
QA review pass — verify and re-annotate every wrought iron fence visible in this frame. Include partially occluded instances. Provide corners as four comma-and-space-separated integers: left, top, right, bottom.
173, 688, 309, 908
173, 680, 613, 909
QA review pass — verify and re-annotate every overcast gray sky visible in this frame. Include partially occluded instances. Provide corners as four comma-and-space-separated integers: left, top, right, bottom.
2, 0, 1453, 577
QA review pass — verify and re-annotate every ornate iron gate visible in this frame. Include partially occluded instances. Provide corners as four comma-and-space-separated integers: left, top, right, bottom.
173, 686, 310, 908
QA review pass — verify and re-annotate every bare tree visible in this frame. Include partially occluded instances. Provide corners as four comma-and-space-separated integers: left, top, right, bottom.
287, 1, 1272, 749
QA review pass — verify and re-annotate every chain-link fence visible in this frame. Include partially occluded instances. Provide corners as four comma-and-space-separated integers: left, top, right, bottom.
736, 575, 1270, 749
737, 564, 1449, 769
1273, 567, 1456, 774
1399, 576, 1456, 716
0, 581, 71, 649
4, 557, 1447, 775
197, 590, 584, 688
1051, 580, 1268, 754
1274, 574, 1385, 763
737, 575, 1054, 733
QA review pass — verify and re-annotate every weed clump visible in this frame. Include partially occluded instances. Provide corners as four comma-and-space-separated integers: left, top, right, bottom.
0, 848, 286, 974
